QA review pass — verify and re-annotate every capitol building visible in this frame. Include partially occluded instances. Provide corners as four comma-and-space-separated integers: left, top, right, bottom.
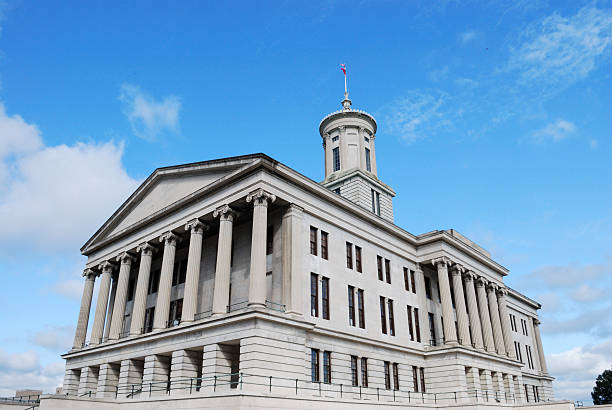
41, 92, 561, 409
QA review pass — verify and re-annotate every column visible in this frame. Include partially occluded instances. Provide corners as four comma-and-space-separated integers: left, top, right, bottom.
487, 283, 505, 354
476, 277, 495, 353
103, 274, 118, 341
464, 272, 484, 350
130, 243, 156, 336
370, 135, 378, 175
451, 264, 471, 346
90, 262, 114, 345
532, 318, 548, 374
415, 263, 430, 344
72, 269, 96, 349
182, 219, 207, 323
497, 288, 516, 359
339, 126, 348, 172
432, 257, 457, 344
109, 252, 134, 340
212, 205, 236, 315
247, 188, 276, 308
323, 133, 332, 177
358, 127, 366, 170
153, 232, 180, 331
282, 204, 303, 315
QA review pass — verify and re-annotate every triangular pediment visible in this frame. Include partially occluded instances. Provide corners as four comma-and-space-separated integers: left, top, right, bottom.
82, 154, 267, 254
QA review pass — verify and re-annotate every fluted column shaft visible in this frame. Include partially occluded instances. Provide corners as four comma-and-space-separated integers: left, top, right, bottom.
433, 258, 457, 344
103, 275, 118, 340
497, 289, 516, 359
182, 220, 206, 323
109, 253, 134, 340
476, 278, 495, 353
487, 284, 505, 354
90, 263, 114, 345
247, 189, 276, 308
73, 270, 96, 349
153, 232, 179, 330
464, 273, 484, 350
282, 204, 303, 315
212, 205, 235, 315
451, 265, 471, 346
532, 319, 548, 374
130, 243, 155, 335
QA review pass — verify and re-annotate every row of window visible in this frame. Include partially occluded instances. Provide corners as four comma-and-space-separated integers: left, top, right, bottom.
510, 314, 529, 336
313, 349, 426, 392
513, 341, 536, 370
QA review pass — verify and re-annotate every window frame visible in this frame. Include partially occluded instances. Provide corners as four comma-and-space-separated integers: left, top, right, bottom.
310, 273, 318, 317
320, 231, 328, 260
380, 296, 387, 334
323, 351, 332, 384
346, 242, 353, 269
407, 305, 414, 341
348, 285, 355, 326
310, 227, 318, 256
321, 276, 330, 320
332, 147, 340, 172
311, 349, 320, 382
357, 289, 365, 329
355, 246, 362, 273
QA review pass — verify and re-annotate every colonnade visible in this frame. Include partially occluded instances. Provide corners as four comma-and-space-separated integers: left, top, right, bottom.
72, 188, 300, 349
430, 257, 547, 374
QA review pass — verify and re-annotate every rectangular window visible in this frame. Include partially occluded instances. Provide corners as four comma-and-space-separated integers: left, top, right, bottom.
332, 136, 339, 142
266, 225, 273, 255
534, 386, 539, 402
148, 269, 160, 295
525, 384, 530, 403
414, 307, 421, 342
407, 305, 414, 341
375, 192, 381, 216
357, 289, 365, 329
310, 227, 317, 256
420, 367, 426, 392
428, 313, 436, 345
333, 147, 340, 171
311, 349, 320, 382
144, 307, 155, 333
527, 346, 534, 369
371, 189, 376, 214
524, 320, 529, 336
348, 286, 355, 326
172, 259, 188, 286
350, 356, 358, 387
517, 342, 523, 363
393, 363, 399, 390
323, 351, 331, 383
168, 298, 183, 326
404, 267, 410, 291
384, 361, 391, 390
388, 299, 395, 336
385, 259, 391, 284
424, 277, 432, 299
127, 277, 135, 302
380, 296, 387, 334
361, 358, 368, 387
377, 256, 384, 281
510, 314, 515, 331
322, 277, 330, 320
355, 246, 362, 272
410, 270, 416, 293
412, 366, 419, 392
320, 231, 328, 260
310, 273, 318, 317
346, 242, 353, 269
365, 147, 371, 171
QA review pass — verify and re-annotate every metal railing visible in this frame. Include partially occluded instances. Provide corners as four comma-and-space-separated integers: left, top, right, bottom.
119, 330, 130, 339
194, 310, 213, 320
0, 395, 40, 404
103, 372, 520, 405
226, 301, 249, 313
265, 300, 286, 312
166, 319, 181, 328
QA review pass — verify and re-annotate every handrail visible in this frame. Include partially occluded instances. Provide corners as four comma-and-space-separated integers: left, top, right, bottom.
194, 310, 212, 320
265, 300, 286, 312
226, 301, 248, 313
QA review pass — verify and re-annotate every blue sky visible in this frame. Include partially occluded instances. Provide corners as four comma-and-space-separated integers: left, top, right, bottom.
0, 0, 610, 403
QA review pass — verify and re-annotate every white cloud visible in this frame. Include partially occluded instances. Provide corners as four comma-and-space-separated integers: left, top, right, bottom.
548, 338, 612, 403
119, 83, 181, 141
31, 326, 75, 352
507, 6, 612, 88
523, 261, 611, 289
571, 284, 606, 303
382, 90, 452, 143
0, 349, 63, 396
428, 65, 449, 82
459, 29, 480, 44
52, 279, 83, 300
532, 119, 577, 142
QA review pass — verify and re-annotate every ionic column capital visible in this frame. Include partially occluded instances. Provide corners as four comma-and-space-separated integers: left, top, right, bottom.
464, 270, 477, 281
185, 219, 209, 235
246, 188, 276, 207
451, 263, 465, 275
486, 282, 499, 292
431, 256, 451, 268
159, 231, 180, 246
116, 252, 135, 265
83, 268, 96, 279
97, 261, 116, 274
137, 242, 156, 255
476, 276, 488, 287
496, 286, 509, 297
213, 204, 237, 222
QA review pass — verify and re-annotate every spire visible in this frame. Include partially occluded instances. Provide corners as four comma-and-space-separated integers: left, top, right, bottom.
340, 63, 351, 111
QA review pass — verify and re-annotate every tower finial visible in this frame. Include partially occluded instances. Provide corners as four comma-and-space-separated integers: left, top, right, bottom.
340, 63, 351, 111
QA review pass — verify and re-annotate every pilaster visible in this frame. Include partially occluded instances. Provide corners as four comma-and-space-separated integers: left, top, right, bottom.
282, 204, 303, 315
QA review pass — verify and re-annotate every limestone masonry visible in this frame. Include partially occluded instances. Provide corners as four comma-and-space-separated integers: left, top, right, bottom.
44, 93, 556, 409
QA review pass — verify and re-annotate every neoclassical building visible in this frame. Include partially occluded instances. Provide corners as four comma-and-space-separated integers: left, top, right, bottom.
51, 93, 555, 409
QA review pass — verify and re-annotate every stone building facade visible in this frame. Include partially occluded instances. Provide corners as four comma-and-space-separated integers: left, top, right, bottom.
55, 95, 554, 409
